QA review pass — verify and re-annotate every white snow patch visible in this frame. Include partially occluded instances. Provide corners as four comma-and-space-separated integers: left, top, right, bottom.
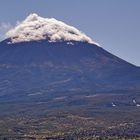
6, 13, 99, 46
86, 95, 99, 98
66, 42, 74, 45
54, 96, 66, 100
36, 102, 47, 105
28, 92, 43, 96
49, 78, 71, 86
132, 99, 140, 107
112, 102, 116, 107
133, 99, 136, 104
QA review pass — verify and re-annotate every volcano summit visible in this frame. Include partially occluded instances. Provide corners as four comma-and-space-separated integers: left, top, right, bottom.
6, 13, 98, 45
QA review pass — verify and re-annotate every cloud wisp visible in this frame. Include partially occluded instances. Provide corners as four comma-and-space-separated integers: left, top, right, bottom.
6, 13, 99, 46
0, 22, 13, 41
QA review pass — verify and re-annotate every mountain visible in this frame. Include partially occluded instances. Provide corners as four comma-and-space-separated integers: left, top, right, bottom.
0, 14, 140, 139
0, 40, 139, 102
0, 14, 140, 101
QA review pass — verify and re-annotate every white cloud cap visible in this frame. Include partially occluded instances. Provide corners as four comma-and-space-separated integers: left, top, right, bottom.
6, 13, 99, 46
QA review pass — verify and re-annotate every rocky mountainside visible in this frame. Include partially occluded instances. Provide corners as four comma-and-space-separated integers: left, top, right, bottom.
0, 39, 140, 101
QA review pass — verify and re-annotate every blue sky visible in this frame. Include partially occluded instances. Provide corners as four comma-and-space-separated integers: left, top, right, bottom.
0, 0, 140, 66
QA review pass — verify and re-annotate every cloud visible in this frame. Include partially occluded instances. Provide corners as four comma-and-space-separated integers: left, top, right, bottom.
0, 22, 13, 41
6, 13, 99, 46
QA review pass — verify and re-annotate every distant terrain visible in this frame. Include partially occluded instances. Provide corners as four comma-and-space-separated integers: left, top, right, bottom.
0, 90, 140, 139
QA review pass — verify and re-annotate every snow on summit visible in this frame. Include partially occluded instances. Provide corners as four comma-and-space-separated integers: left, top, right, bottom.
6, 14, 99, 45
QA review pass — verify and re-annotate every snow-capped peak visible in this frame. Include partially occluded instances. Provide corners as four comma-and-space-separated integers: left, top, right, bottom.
6, 13, 99, 46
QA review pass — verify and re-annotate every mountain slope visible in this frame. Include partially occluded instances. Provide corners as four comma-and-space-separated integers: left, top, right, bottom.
0, 13, 139, 101
0, 39, 140, 101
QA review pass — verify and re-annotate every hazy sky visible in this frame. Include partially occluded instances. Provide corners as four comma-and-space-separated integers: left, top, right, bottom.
0, 0, 140, 66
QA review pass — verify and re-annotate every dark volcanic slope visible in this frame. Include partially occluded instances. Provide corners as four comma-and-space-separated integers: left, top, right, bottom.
0, 39, 140, 99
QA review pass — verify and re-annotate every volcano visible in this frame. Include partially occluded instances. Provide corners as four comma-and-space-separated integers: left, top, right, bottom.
0, 14, 140, 139
0, 14, 140, 101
